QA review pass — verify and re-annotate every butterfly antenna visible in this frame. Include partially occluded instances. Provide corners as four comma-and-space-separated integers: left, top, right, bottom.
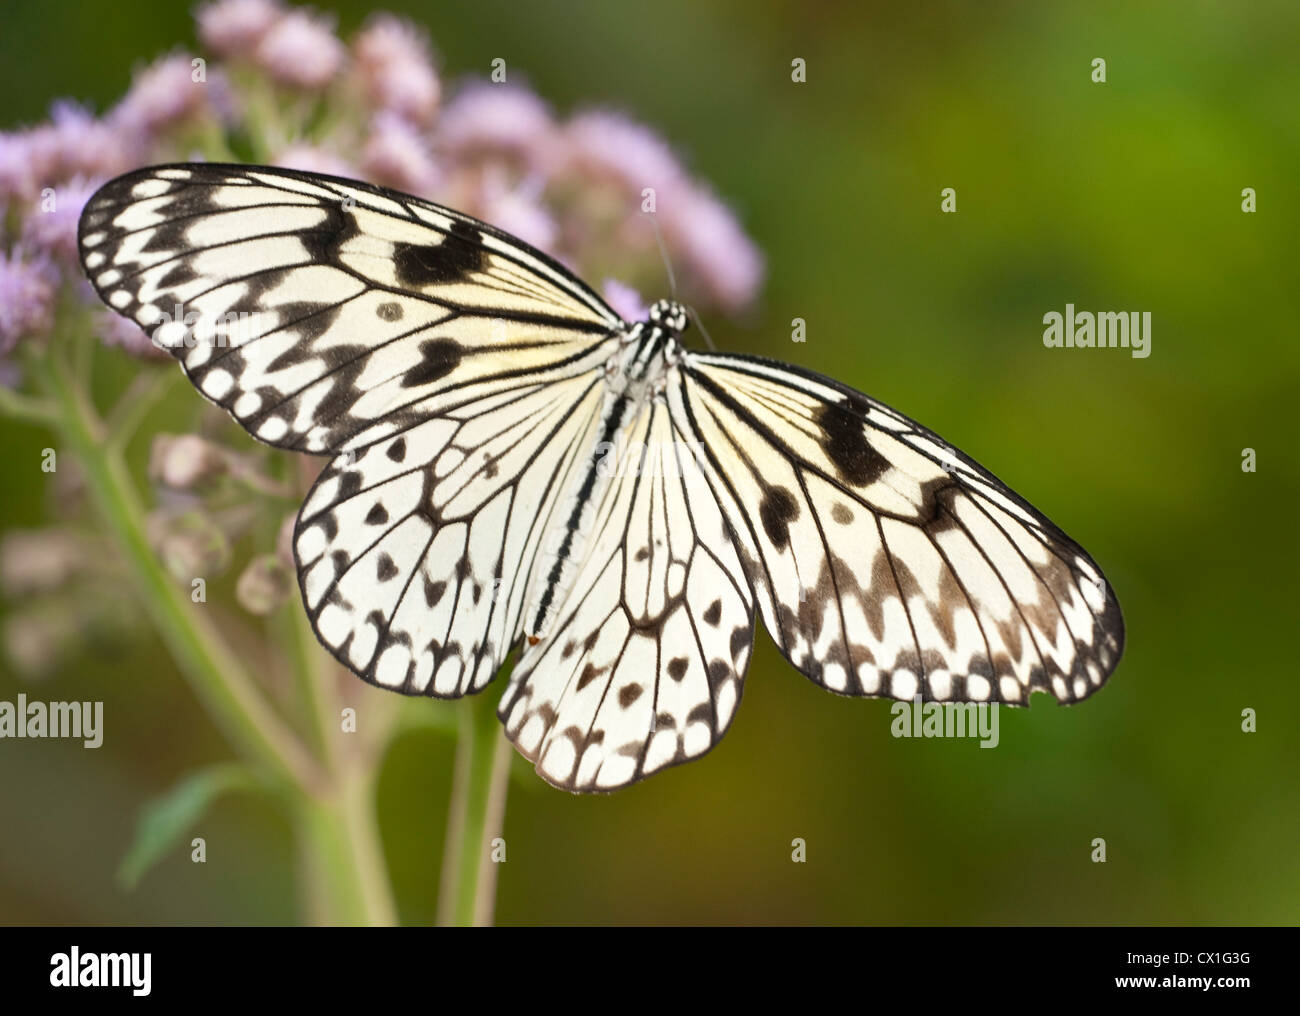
647, 213, 678, 301
647, 214, 714, 350
687, 306, 717, 352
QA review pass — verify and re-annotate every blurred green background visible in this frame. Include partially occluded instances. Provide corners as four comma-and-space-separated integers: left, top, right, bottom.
2, 0, 1298, 924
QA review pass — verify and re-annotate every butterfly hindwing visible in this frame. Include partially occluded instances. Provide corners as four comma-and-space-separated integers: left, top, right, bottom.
295, 348, 615, 694
499, 399, 755, 791
677, 353, 1124, 706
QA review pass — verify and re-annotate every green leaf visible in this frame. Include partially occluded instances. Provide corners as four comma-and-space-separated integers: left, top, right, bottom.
116, 763, 262, 891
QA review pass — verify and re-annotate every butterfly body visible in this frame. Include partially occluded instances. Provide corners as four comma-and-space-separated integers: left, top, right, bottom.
79, 163, 1124, 792
528, 299, 689, 641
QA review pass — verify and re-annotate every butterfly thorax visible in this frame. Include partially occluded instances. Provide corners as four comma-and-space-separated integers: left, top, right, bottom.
612, 298, 687, 388
524, 300, 688, 644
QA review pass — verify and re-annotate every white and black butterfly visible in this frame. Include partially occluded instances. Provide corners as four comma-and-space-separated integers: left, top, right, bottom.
78, 163, 1124, 792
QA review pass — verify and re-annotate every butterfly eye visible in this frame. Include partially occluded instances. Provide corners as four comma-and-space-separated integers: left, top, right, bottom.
648, 299, 688, 332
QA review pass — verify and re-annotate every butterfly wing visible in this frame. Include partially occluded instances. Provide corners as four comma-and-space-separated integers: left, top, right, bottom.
79, 162, 625, 695
498, 398, 755, 791
78, 163, 620, 454
295, 348, 614, 695
674, 352, 1125, 706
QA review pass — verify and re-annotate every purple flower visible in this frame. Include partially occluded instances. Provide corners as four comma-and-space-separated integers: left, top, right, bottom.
562, 110, 687, 200
96, 308, 170, 360
353, 15, 441, 126
0, 132, 37, 205
21, 176, 99, 265
360, 112, 440, 196
110, 53, 214, 140
602, 278, 648, 322
664, 186, 764, 313
476, 171, 557, 253
255, 9, 345, 90
46, 101, 132, 182
197, 0, 285, 59
0, 247, 57, 355
0, 106, 125, 207
436, 82, 556, 167
274, 144, 353, 178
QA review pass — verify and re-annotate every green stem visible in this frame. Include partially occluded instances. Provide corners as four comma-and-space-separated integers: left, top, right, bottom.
437, 690, 513, 927
37, 351, 321, 792
284, 602, 337, 763
36, 321, 400, 925
296, 768, 397, 926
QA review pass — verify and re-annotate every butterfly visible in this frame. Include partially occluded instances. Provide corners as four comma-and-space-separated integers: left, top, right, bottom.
78, 163, 1124, 792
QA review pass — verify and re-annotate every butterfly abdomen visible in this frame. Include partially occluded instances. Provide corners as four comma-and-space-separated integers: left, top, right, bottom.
526, 389, 633, 643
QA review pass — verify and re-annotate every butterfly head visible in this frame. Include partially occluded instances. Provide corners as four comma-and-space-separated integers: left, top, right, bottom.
647, 299, 690, 335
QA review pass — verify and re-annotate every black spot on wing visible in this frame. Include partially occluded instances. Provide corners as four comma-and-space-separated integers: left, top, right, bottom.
337, 472, 363, 498
300, 201, 361, 264
576, 663, 600, 692
758, 486, 800, 551
816, 394, 889, 486
403, 337, 463, 388
393, 221, 485, 286
729, 626, 750, 662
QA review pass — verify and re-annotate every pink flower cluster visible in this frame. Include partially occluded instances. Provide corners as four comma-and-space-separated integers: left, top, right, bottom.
0, 0, 763, 360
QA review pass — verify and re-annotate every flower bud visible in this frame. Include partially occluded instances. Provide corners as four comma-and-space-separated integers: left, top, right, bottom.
3, 608, 75, 680
149, 434, 228, 490
151, 512, 231, 583
236, 553, 293, 615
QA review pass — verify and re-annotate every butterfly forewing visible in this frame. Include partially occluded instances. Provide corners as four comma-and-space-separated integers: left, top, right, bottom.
676, 352, 1124, 706
78, 163, 619, 454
